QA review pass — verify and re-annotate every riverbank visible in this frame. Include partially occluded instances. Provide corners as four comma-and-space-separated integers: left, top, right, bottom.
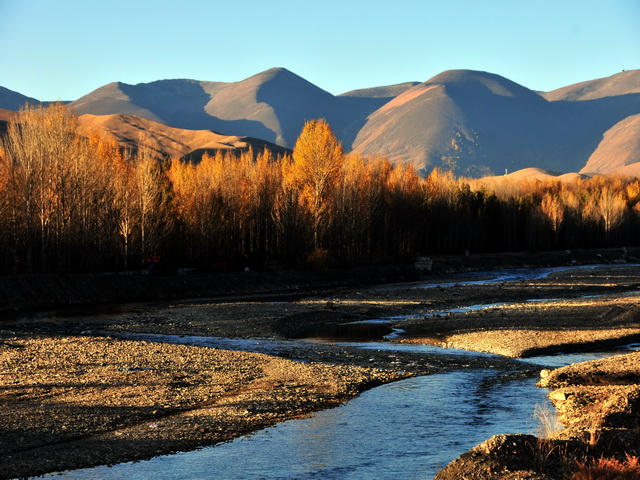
0, 333, 408, 480
435, 352, 640, 480
392, 264, 640, 357
3, 260, 640, 478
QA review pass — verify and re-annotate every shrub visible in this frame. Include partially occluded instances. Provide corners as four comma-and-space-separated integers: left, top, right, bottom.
569, 455, 640, 480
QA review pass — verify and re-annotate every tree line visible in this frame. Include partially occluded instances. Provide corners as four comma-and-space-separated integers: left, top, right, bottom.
1, 104, 639, 275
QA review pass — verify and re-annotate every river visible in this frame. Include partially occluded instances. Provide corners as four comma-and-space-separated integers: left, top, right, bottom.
26, 264, 639, 479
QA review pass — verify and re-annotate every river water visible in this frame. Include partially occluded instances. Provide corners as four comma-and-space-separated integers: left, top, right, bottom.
34, 369, 553, 480
27, 264, 638, 480
31, 346, 634, 480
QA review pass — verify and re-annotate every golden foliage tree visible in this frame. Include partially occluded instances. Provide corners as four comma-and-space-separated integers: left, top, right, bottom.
291, 119, 344, 249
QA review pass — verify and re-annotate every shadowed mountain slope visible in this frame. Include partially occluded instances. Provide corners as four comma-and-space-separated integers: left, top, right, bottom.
0, 86, 39, 111
70, 68, 379, 149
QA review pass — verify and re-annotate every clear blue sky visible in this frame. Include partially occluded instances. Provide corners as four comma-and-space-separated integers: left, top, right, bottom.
1, 0, 639, 101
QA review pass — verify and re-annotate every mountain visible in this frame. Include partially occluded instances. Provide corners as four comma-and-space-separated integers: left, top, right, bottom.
69, 68, 380, 149
580, 114, 640, 174
339, 82, 420, 99
542, 70, 640, 101
350, 69, 640, 176
350, 70, 568, 175
3, 68, 640, 176
77, 113, 289, 161
0, 86, 39, 111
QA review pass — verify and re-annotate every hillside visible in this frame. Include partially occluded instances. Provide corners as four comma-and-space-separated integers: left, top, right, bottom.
69, 68, 380, 149
473, 167, 591, 186
542, 70, 640, 101
339, 82, 420, 99
3, 68, 640, 176
0, 86, 39, 111
77, 113, 289, 161
581, 114, 640, 174
351, 70, 580, 175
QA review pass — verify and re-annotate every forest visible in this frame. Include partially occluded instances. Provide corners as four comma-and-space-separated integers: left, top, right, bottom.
0, 103, 639, 275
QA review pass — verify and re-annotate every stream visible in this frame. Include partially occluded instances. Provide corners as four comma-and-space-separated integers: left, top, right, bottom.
26, 264, 640, 479
31, 345, 631, 480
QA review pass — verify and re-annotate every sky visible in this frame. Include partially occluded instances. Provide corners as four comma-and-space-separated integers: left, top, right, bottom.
1, 0, 639, 101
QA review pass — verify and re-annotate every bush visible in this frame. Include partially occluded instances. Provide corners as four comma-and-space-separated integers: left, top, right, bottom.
569, 455, 640, 480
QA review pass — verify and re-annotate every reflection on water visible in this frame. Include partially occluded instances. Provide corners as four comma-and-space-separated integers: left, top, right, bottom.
35, 370, 551, 480
401, 264, 604, 291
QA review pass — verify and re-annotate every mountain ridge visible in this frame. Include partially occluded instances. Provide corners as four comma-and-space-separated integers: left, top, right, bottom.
2, 68, 639, 177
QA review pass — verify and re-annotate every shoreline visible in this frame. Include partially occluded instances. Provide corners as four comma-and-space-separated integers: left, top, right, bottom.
436, 351, 640, 480
0, 334, 408, 480
3, 258, 640, 479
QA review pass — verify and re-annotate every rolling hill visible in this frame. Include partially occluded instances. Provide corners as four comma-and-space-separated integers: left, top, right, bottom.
69, 68, 382, 149
350, 69, 640, 176
541, 70, 640, 101
580, 114, 640, 175
2, 68, 640, 176
474, 167, 591, 185
77, 113, 290, 161
0, 86, 39, 111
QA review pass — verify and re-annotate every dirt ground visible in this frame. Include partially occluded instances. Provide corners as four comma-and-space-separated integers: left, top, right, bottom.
3, 260, 640, 479
0, 334, 408, 479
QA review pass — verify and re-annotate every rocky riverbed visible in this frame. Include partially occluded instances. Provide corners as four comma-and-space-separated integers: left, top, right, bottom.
2, 256, 640, 479
0, 333, 409, 480
435, 351, 640, 480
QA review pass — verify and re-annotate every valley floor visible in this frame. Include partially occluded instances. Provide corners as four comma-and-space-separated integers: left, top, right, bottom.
2, 258, 640, 479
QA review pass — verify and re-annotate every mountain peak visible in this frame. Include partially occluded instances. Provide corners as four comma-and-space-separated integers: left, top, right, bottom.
423, 69, 544, 101
5, 68, 638, 178
248, 67, 311, 85
263, 67, 293, 75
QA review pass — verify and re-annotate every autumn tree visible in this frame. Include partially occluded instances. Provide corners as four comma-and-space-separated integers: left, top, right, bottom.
3, 103, 88, 272
384, 162, 424, 258
597, 184, 627, 243
332, 154, 382, 263
291, 119, 344, 250
90, 132, 138, 270
134, 145, 173, 264
540, 190, 565, 247
273, 154, 309, 263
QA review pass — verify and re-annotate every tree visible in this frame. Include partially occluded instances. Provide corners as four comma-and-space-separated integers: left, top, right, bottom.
3, 103, 83, 272
291, 119, 344, 249
597, 185, 626, 243
274, 154, 309, 263
540, 191, 565, 247
134, 145, 172, 263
